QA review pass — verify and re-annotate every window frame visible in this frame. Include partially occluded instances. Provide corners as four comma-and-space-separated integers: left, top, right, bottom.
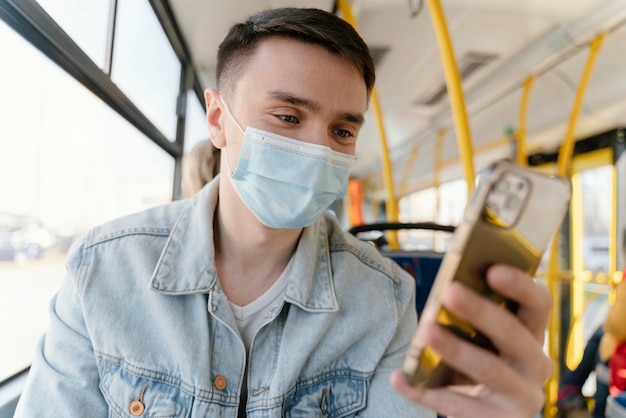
0, 0, 206, 388
0, 0, 207, 199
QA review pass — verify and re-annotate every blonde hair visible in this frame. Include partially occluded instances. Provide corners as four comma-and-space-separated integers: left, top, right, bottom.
181, 140, 220, 197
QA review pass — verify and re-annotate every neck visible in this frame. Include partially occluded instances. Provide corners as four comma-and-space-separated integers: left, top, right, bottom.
213, 175, 302, 305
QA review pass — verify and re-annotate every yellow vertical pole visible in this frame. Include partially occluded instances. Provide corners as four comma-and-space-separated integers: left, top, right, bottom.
433, 129, 445, 248
609, 163, 617, 281
544, 33, 605, 418
337, 0, 399, 247
400, 144, 420, 197
556, 34, 605, 176
425, 0, 475, 195
517, 76, 534, 166
568, 174, 585, 368
544, 237, 562, 418
433, 129, 446, 206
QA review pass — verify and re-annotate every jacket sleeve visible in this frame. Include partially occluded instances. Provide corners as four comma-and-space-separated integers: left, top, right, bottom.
356, 262, 437, 418
14, 237, 109, 417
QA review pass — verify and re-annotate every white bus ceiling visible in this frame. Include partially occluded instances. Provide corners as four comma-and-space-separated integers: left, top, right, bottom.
169, 0, 626, 196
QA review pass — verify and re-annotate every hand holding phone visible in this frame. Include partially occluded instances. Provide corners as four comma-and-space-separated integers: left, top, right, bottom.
402, 160, 571, 388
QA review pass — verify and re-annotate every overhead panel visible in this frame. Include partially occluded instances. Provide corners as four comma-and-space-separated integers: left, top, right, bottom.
414, 51, 498, 106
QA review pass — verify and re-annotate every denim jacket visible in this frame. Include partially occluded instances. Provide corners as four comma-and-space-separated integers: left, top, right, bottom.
15, 178, 435, 418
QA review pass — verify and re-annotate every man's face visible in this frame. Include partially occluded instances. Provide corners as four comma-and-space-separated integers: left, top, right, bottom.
221, 37, 368, 168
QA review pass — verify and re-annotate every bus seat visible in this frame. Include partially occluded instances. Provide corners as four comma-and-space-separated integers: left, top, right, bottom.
380, 250, 444, 315
349, 222, 454, 316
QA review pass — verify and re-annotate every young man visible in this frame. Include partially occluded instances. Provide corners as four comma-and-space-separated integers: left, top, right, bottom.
16, 8, 552, 417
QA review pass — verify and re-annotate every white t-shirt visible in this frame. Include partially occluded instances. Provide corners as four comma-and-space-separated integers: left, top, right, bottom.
229, 256, 292, 353
230, 257, 292, 418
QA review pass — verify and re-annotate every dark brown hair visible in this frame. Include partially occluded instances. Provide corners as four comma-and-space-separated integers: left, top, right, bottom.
216, 8, 375, 99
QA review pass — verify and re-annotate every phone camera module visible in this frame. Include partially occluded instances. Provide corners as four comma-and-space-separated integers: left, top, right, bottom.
505, 194, 521, 211
485, 173, 530, 227
494, 177, 510, 194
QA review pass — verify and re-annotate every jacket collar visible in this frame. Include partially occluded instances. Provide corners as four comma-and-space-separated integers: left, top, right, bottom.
148, 177, 338, 312
148, 178, 220, 294
283, 216, 338, 312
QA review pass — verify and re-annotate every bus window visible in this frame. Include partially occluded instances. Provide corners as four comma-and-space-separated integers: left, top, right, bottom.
579, 165, 612, 273
0, 19, 174, 382
437, 179, 467, 251
111, 0, 181, 141
398, 187, 437, 250
36, 0, 110, 69
184, 89, 210, 154
437, 178, 467, 226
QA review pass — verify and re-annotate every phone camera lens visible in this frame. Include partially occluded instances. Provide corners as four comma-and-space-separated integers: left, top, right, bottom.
505, 194, 521, 211
495, 178, 509, 194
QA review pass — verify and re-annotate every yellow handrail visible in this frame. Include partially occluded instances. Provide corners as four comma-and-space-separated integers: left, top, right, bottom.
433, 128, 446, 213
517, 76, 534, 166
398, 134, 509, 196
400, 144, 420, 197
568, 172, 585, 370
433, 129, 446, 248
426, 0, 475, 195
337, 0, 399, 247
544, 32, 605, 418
556, 34, 605, 177
609, 162, 618, 288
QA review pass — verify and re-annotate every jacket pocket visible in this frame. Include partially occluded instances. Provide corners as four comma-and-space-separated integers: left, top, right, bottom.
99, 361, 192, 418
283, 371, 367, 418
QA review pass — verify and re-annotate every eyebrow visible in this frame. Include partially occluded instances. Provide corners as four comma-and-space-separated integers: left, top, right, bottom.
338, 112, 365, 125
268, 90, 365, 126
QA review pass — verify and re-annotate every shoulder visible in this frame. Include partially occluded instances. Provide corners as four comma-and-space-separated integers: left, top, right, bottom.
81, 200, 188, 248
322, 213, 414, 289
64, 200, 188, 279
319, 214, 418, 339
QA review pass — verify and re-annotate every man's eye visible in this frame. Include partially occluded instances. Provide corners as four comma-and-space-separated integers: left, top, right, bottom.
334, 129, 353, 139
279, 115, 299, 124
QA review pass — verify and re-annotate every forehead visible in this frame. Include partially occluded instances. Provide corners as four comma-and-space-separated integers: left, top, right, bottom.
231, 37, 368, 111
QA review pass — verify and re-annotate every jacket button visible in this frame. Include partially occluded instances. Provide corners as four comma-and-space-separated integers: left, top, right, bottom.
214, 375, 227, 390
129, 400, 145, 416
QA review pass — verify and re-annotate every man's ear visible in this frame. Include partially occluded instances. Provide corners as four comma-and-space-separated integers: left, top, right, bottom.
205, 88, 226, 149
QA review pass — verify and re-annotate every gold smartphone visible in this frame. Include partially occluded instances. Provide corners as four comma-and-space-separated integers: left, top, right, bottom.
402, 160, 572, 388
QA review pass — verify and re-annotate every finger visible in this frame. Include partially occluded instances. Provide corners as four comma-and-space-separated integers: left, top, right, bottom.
390, 370, 541, 418
418, 320, 544, 399
390, 370, 483, 418
441, 282, 553, 384
486, 264, 552, 343
420, 322, 546, 414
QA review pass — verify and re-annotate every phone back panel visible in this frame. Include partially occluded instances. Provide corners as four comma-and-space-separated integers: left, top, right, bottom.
402, 160, 571, 387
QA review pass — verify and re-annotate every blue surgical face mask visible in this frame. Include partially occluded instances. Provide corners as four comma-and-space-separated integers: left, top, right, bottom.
221, 97, 355, 229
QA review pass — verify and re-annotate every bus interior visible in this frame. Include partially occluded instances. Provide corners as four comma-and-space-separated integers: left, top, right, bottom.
1, 0, 625, 416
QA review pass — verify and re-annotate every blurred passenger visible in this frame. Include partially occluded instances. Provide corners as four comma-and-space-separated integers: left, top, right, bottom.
604, 275, 626, 418
559, 235, 626, 418
557, 325, 608, 418
181, 139, 220, 197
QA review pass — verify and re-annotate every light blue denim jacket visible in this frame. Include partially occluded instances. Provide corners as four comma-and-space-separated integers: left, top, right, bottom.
15, 178, 435, 418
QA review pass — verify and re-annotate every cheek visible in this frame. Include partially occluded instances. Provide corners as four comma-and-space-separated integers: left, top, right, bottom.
331, 143, 356, 155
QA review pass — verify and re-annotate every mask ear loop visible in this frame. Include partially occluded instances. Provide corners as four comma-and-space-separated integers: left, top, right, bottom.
219, 95, 245, 176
